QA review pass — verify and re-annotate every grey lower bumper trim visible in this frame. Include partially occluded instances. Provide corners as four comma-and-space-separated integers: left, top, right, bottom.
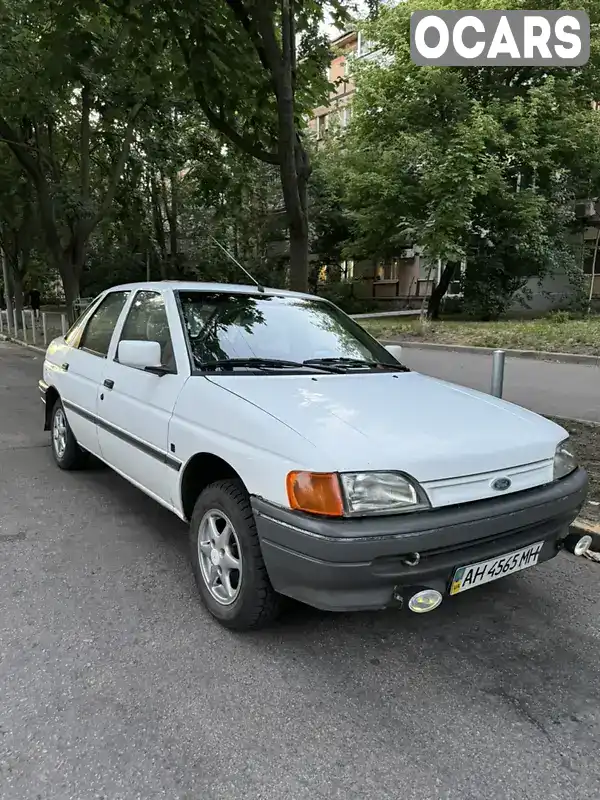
251, 469, 588, 611
252, 468, 587, 556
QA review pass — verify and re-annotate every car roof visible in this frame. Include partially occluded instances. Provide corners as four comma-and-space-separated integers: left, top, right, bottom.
110, 281, 319, 301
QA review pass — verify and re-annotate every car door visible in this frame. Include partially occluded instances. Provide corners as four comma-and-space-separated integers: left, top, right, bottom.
49, 290, 131, 456
96, 289, 189, 508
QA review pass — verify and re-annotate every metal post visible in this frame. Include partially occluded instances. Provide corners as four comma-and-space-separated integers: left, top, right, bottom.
0, 309, 3, 334
13, 309, 18, 339
61, 314, 67, 336
42, 312, 48, 345
21, 310, 27, 343
30, 310, 36, 345
491, 349, 505, 398
1, 248, 12, 334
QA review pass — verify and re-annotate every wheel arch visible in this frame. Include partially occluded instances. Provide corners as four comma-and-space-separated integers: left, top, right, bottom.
180, 452, 246, 521
44, 385, 60, 431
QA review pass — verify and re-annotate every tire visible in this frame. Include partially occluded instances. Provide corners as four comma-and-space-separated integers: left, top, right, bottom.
50, 398, 87, 470
189, 479, 281, 630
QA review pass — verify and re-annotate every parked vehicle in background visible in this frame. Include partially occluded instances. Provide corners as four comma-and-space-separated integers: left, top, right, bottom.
39, 282, 589, 629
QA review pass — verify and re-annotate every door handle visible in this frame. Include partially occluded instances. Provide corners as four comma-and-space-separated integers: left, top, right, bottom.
61, 362, 69, 372
103, 379, 114, 390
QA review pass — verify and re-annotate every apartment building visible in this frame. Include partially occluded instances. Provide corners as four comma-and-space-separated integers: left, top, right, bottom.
308, 29, 442, 308
308, 30, 359, 143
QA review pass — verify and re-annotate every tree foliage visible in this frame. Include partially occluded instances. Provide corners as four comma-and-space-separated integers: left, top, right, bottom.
331, 0, 600, 317
0, 0, 352, 315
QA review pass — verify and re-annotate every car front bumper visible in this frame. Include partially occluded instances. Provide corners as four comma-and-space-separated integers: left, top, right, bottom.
251, 467, 588, 612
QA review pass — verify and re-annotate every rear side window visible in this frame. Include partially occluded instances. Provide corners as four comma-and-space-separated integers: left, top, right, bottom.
79, 291, 130, 357
64, 295, 104, 348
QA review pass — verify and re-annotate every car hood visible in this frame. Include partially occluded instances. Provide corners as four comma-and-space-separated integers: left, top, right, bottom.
206, 371, 566, 483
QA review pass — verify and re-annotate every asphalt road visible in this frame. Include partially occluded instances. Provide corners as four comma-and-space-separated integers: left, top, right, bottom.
1, 341, 599, 800
398, 347, 600, 423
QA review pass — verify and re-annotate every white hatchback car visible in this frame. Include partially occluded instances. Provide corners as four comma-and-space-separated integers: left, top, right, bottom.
39, 282, 588, 629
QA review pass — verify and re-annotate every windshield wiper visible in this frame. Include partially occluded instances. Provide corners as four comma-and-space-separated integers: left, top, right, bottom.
197, 357, 345, 373
303, 357, 410, 372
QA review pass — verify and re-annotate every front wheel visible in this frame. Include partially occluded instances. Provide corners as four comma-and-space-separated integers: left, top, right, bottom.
50, 398, 87, 470
189, 479, 281, 630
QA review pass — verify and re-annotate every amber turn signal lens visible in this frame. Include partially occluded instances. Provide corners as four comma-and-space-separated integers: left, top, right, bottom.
286, 471, 344, 517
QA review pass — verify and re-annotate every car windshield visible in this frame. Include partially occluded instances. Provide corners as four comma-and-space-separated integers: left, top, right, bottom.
177, 291, 404, 372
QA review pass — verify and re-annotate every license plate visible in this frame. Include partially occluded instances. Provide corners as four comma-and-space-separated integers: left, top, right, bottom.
449, 541, 544, 595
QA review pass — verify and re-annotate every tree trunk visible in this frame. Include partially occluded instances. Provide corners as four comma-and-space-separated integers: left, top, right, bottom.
151, 176, 168, 278
276, 0, 310, 293
12, 270, 24, 319
1, 248, 14, 332
427, 262, 457, 320
166, 170, 180, 274
61, 266, 80, 324
587, 227, 600, 314
290, 225, 309, 291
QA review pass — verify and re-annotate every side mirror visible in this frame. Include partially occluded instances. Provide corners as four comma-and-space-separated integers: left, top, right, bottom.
118, 340, 162, 370
385, 344, 403, 362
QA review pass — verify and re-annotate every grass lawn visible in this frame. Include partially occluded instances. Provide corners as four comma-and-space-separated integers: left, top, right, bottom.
361, 316, 600, 356
550, 418, 599, 524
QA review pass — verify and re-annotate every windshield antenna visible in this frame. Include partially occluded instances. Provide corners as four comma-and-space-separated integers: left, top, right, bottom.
210, 236, 265, 293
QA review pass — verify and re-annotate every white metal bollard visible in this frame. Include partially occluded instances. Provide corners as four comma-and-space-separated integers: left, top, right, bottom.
13, 309, 18, 339
490, 350, 505, 398
0, 309, 3, 334
61, 314, 67, 336
30, 310, 36, 345
21, 311, 28, 343
42, 312, 48, 345
385, 344, 404, 363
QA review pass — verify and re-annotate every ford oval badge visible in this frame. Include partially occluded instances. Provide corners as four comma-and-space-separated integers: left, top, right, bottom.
492, 477, 511, 492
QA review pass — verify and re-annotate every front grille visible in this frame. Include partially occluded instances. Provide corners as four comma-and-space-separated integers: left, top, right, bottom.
370, 517, 570, 578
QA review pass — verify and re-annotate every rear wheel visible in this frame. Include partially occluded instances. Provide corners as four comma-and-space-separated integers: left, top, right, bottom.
50, 398, 87, 470
189, 479, 281, 630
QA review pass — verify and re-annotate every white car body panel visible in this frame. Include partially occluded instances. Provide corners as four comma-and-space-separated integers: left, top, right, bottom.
199, 371, 566, 507
44, 341, 104, 457
41, 280, 569, 518
171, 377, 319, 511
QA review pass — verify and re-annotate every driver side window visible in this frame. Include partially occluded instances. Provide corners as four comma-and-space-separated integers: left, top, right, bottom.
118, 291, 176, 371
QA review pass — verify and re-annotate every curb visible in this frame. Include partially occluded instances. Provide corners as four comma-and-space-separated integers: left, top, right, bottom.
380, 339, 600, 366
571, 518, 600, 552
0, 333, 46, 355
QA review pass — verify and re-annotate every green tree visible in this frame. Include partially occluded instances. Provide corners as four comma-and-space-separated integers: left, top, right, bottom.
339, 0, 600, 318
0, 0, 170, 317
147, 0, 352, 292
0, 157, 40, 316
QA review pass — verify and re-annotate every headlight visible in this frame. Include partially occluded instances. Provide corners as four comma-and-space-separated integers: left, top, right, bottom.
340, 471, 430, 516
553, 439, 577, 481
286, 470, 430, 517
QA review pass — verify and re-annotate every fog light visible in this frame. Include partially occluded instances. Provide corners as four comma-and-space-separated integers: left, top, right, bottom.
563, 532, 593, 556
408, 589, 443, 614
574, 535, 592, 556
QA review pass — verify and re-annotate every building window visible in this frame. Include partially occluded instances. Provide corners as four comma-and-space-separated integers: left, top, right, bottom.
377, 259, 400, 281
341, 260, 354, 281
317, 114, 327, 140
357, 31, 375, 58
342, 106, 352, 127
446, 261, 465, 294
583, 242, 600, 274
